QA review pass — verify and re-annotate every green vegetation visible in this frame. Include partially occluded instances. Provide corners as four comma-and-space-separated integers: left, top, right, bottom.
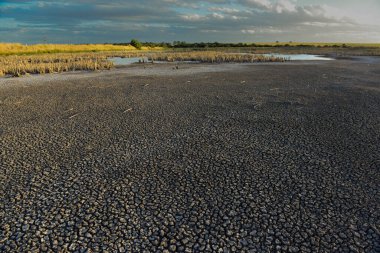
116, 41, 380, 49
113, 41, 380, 55
130, 39, 142, 50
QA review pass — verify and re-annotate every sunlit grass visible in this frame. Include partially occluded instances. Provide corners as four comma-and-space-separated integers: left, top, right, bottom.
0, 43, 162, 56
0, 51, 149, 77
0, 50, 288, 77
0, 54, 111, 77
1, 41, 379, 77
0, 43, 163, 76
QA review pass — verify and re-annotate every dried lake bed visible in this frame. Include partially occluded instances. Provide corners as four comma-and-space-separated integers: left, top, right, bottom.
0, 58, 379, 252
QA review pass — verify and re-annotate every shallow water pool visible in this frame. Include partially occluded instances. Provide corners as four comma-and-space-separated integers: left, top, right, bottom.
109, 57, 199, 65
108, 57, 149, 65
109, 54, 334, 66
262, 54, 334, 61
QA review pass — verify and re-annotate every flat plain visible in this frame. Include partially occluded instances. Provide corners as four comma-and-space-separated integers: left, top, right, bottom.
0, 57, 379, 252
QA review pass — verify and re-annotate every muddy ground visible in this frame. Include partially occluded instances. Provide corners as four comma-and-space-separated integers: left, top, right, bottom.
0, 58, 379, 252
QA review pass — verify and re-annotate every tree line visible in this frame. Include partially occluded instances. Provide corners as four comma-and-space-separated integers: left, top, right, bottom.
112, 39, 351, 49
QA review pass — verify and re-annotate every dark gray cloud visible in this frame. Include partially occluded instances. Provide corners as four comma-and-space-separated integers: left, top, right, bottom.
0, 0, 379, 43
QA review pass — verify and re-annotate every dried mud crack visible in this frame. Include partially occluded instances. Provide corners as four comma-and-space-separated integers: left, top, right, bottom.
0, 60, 379, 252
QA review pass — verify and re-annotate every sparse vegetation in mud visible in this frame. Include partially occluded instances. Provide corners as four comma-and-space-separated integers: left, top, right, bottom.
149, 51, 287, 63
3, 42, 378, 78
0, 50, 288, 77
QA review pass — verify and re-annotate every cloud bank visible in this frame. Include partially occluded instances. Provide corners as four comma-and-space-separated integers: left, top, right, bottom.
0, 0, 379, 43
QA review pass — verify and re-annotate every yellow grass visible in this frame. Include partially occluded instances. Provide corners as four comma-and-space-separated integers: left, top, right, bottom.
252, 42, 380, 48
0, 51, 149, 77
0, 50, 288, 77
0, 43, 162, 56
0, 53, 110, 76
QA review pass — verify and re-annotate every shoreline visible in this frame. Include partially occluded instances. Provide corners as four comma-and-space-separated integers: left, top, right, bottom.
0, 59, 342, 87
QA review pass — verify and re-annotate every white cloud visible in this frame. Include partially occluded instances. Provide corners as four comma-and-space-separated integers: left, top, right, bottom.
242, 0, 296, 13
241, 29, 256, 34
275, 0, 296, 13
211, 12, 225, 19
1, 0, 380, 43
181, 14, 205, 21
301, 22, 352, 28
244, 0, 272, 10
208, 7, 240, 14
243, 26, 284, 34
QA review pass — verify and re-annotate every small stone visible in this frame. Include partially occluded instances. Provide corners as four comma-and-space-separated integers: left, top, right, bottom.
69, 243, 76, 251
339, 232, 347, 239
161, 240, 168, 248
240, 238, 248, 246
41, 244, 48, 252
22, 224, 30, 231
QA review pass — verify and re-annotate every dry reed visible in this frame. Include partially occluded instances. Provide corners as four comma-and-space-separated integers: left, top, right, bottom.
149, 51, 286, 63
0, 51, 154, 77
0, 53, 113, 77
0, 50, 287, 77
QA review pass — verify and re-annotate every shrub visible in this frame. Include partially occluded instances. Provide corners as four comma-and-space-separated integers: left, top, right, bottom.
130, 39, 142, 50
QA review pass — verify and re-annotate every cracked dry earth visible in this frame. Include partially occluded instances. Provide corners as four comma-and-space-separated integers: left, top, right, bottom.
0, 59, 379, 252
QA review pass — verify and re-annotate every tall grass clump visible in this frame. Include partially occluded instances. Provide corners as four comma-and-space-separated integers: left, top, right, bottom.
0, 51, 162, 77
0, 53, 114, 77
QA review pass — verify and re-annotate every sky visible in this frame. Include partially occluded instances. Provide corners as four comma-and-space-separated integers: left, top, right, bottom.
0, 0, 379, 43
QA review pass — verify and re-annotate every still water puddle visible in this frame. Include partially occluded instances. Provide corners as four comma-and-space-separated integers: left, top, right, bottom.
109, 54, 334, 66
262, 54, 333, 61
108, 57, 149, 65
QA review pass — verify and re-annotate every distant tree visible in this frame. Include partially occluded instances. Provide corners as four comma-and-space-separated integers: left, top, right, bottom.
130, 39, 142, 49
